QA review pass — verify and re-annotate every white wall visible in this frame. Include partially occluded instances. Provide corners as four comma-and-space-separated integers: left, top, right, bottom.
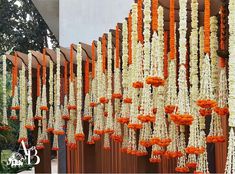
59, 0, 133, 47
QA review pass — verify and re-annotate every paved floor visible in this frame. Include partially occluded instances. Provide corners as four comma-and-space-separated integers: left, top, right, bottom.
19, 158, 58, 174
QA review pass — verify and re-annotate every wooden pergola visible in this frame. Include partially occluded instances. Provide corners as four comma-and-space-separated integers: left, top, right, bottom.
5, 0, 228, 173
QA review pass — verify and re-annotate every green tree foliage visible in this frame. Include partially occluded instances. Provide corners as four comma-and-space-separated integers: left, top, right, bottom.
0, 0, 59, 171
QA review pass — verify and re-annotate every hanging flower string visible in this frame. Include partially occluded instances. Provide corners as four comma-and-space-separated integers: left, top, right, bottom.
34, 64, 42, 120
62, 61, 70, 120
40, 48, 48, 111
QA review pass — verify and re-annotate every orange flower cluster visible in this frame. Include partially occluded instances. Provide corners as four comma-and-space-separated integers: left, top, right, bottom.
152, 0, 158, 32
186, 162, 197, 168
0, 125, 10, 131
91, 41, 96, 79
84, 57, 90, 94
120, 147, 128, 153
197, 99, 217, 109
139, 140, 152, 147
206, 135, 225, 143
169, 0, 175, 59
194, 171, 204, 174
199, 108, 212, 117
102, 35, 107, 73
117, 117, 129, 124
185, 146, 205, 155
110, 134, 123, 142
204, 0, 210, 53
40, 106, 49, 111
136, 151, 148, 156
87, 140, 95, 145
137, 0, 143, 43
170, 114, 194, 125
34, 115, 42, 120
152, 149, 164, 156
214, 106, 229, 116
132, 81, 143, 88
112, 93, 123, 99
219, 6, 226, 68
67, 105, 77, 110
53, 130, 65, 135
164, 151, 183, 158
165, 105, 178, 114
128, 13, 132, 65
151, 138, 171, 147
25, 125, 35, 131
123, 98, 132, 104
128, 123, 142, 130
94, 129, 104, 135
18, 137, 28, 143
127, 149, 138, 155
47, 127, 54, 132
146, 76, 165, 87
175, 166, 189, 173
52, 147, 59, 151
82, 115, 92, 121
104, 128, 114, 134
137, 115, 155, 122
149, 158, 161, 163
10, 106, 20, 110
104, 146, 111, 150
75, 133, 85, 141
99, 97, 109, 104
39, 139, 50, 144
92, 135, 101, 142
9, 116, 17, 120
36, 145, 44, 150
62, 115, 70, 121
67, 143, 77, 150
90, 102, 97, 107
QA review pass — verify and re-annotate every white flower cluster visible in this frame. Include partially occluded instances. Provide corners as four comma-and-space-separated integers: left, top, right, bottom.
48, 59, 54, 130
157, 6, 164, 78
2, 55, 8, 125
75, 44, 84, 136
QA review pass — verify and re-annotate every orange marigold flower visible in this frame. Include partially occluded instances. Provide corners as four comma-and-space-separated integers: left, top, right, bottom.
52, 147, 59, 151
139, 140, 152, 147
185, 146, 205, 155
62, 115, 70, 121
149, 158, 161, 163
94, 129, 104, 135
117, 117, 129, 124
25, 125, 35, 131
90, 102, 97, 107
18, 137, 28, 143
175, 166, 189, 173
214, 106, 229, 116
75, 133, 85, 141
99, 97, 109, 104
47, 127, 54, 132
110, 135, 123, 142
120, 148, 128, 153
112, 93, 123, 99
146, 76, 165, 87
199, 109, 212, 117
10, 106, 20, 110
53, 130, 65, 135
40, 106, 48, 111
36, 145, 44, 150
153, 150, 164, 156
9, 116, 18, 120
164, 151, 183, 158
87, 141, 95, 145
136, 151, 148, 156
196, 99, 217, 109
67, 105, 77, 110
128, 123, 142, 130
123, 98, 132, 104
165, 105, 178, 114
206, 135, 225, 143
132, 81, 143, 88
186, 162, 197, 168
151, 138, 171, 147
83, 115, 92, 121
